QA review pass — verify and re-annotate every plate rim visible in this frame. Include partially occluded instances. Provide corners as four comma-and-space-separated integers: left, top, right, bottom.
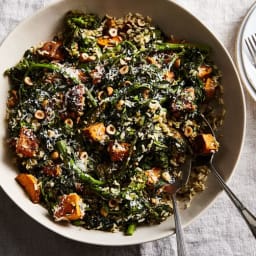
235, 1, 256, 101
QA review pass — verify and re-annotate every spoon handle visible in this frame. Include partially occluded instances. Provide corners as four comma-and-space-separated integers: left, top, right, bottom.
171, 193, 188, 256
209, 163, 256, 239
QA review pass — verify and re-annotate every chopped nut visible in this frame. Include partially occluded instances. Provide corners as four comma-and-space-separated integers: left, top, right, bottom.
24, 76, 33, 86
108, 199, 119, 208
119, 58, 127, 65
79, 151, 88, 161
51, 151, 59, 160
116, 99, 125, 111
97, 91, 105, 101
108, 27, 118, 37
100, 206, 109, 217
161, 171, 172, 182
106, 124, 116, 135
34, 110, 45, 120
119, 65, 129, 75
137, 18, 146, 27
79, 53, 96, 62
64, 118, 73, 128
123, 80, 132, 86
184, 126, 193, 137
106, 86, 114, 96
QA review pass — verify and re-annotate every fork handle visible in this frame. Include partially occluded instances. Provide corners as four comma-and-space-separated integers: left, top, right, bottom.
171, 193, 188, 256
209, 163, 256, 239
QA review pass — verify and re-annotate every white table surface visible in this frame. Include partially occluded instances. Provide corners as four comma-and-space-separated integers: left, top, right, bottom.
0, 1, 255, 255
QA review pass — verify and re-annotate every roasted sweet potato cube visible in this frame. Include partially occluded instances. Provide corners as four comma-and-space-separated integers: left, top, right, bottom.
204, 77, 216, 98
16, 128, 39, 158
53, 193, 85, 221
194, 133, 219, 154
83, 123, 106, 142
97, 36, 122, 47
198, 65, 212, 78
107, 141, 130, 162
39, 41, 64, 61
16, 173, 40, 203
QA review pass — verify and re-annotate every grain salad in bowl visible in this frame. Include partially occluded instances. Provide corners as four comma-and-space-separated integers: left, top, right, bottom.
5, 11, 224, 235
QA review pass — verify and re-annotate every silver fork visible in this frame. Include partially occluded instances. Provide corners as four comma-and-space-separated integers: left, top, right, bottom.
245, 33, 256, 68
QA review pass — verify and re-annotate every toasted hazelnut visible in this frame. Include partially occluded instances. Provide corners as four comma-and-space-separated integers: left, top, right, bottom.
119, 65, 129, 75
106, 86, 114, 96
80, 53, 96, 62
24, 76, 33, 86
108, 27, 118, 37
137, 18, 146, 27
51, 151, 59, 160
108, 199, 119, 208
64, 118, 73, 128
79, 151, 88, 161
106, 124, 116, 135
97, 91, 105, 101
184, 126, 193, 137
100, 206, 109, 217
34, 110, 45, 120
116, 99, 125, 111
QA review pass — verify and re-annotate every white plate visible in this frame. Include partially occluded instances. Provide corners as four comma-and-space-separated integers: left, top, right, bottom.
0, 0, 245, 246
236, 1, 256, 100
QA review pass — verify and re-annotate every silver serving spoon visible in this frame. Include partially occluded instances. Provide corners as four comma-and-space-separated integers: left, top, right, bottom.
195, 114, 256, 239
165, 155, 192, 256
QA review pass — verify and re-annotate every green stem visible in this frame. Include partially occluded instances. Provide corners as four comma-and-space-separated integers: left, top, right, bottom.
126, 223, 136, 236
155, 42, 210, 52
56, 140, 104, 186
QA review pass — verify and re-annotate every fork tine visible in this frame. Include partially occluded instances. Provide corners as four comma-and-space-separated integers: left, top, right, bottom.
252, 33, 256, 46
248, 37, 256, 53
245, 38, 254, 58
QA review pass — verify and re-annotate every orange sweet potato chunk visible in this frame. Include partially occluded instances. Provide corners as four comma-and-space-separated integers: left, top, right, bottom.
16, 128, 39, 158
194, 133, 219, 154
16, 173, 40, 203
53, 193, 85, 221
83, 122, 106, 142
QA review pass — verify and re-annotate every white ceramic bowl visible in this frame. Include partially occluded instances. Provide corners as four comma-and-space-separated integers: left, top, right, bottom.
0, 0, 245, 246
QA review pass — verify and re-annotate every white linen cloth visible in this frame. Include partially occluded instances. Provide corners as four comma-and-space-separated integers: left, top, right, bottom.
0, 1, 255, 255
